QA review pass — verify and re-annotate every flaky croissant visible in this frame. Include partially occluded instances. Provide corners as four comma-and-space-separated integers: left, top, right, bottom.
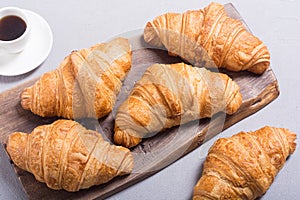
114, 63, 242, 148
6, 119, 134, 192
193, 126, 297, 200
144, 2, 270, 74
20, 37, 132, 119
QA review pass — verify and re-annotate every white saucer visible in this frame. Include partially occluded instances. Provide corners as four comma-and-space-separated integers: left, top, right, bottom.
0, 9, 53, 76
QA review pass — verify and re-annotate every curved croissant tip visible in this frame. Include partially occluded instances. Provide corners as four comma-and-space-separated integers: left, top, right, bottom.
20, 87, 31, 110
247, 61, 270, 74
117, 148, 134, 175
226, 91, 243, 115
247, 46, 270, 74
283, 128, 297, 154
6, 132, 28, 170
114, 129, 141, 148
143, 22, 163, 47
263, 126, 297, 155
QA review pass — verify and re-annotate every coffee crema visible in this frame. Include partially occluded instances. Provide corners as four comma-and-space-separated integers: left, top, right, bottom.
0, 15, 27, 41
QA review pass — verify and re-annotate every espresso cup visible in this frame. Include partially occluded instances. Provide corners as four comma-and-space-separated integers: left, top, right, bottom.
0, 7, 31, 55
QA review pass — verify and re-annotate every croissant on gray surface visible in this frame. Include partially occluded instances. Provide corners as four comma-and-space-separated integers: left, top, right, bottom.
193, 126, 297, 200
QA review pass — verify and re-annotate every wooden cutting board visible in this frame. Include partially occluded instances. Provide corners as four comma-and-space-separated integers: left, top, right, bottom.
0, 3, 279, 200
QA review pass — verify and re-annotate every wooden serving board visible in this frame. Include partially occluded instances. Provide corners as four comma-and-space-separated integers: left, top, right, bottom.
0, 3, 279, 200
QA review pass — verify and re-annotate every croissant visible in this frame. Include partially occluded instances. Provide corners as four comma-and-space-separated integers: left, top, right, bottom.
193, 126, 297, 200
20, 37, 132, 119
114, 63, 242, 148
144, 2, 270, 74
6, 119, 134, 192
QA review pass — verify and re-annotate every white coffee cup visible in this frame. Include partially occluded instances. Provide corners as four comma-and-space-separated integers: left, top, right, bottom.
0, 7, 31, 55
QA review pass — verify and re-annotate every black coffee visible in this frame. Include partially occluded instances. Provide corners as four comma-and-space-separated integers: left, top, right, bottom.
0, 15, 26, 41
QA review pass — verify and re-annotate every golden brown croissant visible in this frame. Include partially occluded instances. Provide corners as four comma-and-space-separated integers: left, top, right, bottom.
144, 2, 270, 74
6, 119, 134, 192
193, 126, 297, 200
20, 37, 132, 119
114, 63, 242, 148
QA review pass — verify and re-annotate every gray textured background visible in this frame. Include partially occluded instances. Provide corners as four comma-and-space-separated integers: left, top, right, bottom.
0, 0, 300, 199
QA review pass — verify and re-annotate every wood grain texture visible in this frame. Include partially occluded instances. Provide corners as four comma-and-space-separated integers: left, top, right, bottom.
0, 3, 279, 200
